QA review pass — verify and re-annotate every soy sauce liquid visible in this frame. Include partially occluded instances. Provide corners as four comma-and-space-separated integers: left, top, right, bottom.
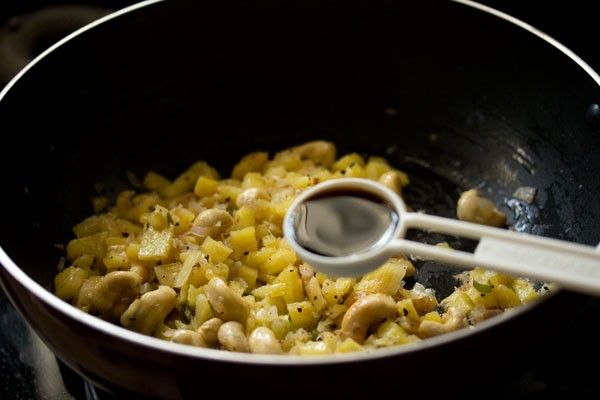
291, 188, 399, 257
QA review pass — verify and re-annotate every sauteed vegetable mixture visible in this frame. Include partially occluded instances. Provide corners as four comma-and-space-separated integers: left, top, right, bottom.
54, 141, 551, 354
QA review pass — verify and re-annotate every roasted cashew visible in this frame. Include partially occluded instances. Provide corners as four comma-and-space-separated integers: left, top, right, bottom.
120, 285, 177, 335
291, 140, 336, 167
196, 317, 223, 347
235, 187, 271, 210
378, 170, 404, 196
205, 277, 250, 323
248, 326, 283, 354
92, 271, 141, 319
171, 329, 207, 347
418, 307, 467, 338
456, 189, 506, 227
217, 321, 249, 352
341, 293, 397, 344
192, 209, 234, 240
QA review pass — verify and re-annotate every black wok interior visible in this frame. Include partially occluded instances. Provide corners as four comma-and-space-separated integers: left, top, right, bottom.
1, 0, 599, 312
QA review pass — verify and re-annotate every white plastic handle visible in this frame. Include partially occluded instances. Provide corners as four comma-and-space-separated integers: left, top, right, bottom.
388, 212, 600, 296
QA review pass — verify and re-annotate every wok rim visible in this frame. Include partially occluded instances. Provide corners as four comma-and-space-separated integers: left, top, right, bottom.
0, 0, 595, 366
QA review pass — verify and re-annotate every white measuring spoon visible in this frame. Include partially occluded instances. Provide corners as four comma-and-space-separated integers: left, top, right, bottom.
283, 177, 600, 297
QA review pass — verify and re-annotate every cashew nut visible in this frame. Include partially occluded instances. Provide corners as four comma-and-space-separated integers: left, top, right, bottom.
378, 170, 404, 196
205, 277, 250, 323
192, 209, 234, 241
217, 321, 249, 352
120, 285, 177, 335
248, 326, 283, 354
341, 293, 398, 344
92, 271, 141, 319
457, 189, 506, 227
235, 187, 271, 210
196, 317, 223, 347
291, 140, 336, 167
171, 329, 207, 347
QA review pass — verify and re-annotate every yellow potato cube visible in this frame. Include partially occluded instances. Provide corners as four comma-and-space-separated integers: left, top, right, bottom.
332, 153, 365, 171
54, 266, 89, 301
194, 293, 215, 325
440, 290, 475, 315
137, 228, 173, 261
492, 284, 522, 309
241, 172, 267, 190
466, 286, 499, 308
103, 244, 129, 272
200, 237, 233, 264
194, 176, 220, 198
229, 226, 258, 255
365, 156, 392, 179
260, 248, 297, 275
231, 151, 269, 180
66, 231, 107, 267
162, 161, 220, 199
252, 282, 287, 299
235, 264, 259, 290
244, 247, 277, 268
274, 266, 304, 304
143, 171, 171, 196
170, 206, 195, 236
154, 262, 182, 286
234, 205, 256, 229
287, 301, 317, 330
421, 310, 443, 323
336, 338, 364, 353
397, 298, 420, 321
216, 184, 243, 204
512, 279, 539, 303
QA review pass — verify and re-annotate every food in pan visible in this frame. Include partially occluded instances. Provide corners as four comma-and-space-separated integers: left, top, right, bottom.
53, 140, 551, 354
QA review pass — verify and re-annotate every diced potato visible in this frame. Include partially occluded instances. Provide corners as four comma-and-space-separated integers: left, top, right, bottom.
332, 153, 365, 171
287, 301, 317, 330
303, 275, 326, 313
103, 244, 129, 272
143, 171, 171, 196
492, 284, 522, 309
234, 206, 256, 229
194, 293, 215, 325
231, 151, 269, 180
466, 285, 499, 308
154, 262, 182, 287
511, 279, 539, 303
194, 176, 220, 198
137, 229, 173, 261
346, 258, 410, 304
259, 248, 297, 275
440, 291, 475, 315
229, 226, 258, 255
162, 161, 220, 199
54, 266, 89, 301
66, 231, 107, 269
397, 298, 420, 321
336, 338, 364, 353
274, 266, 304, 304
235, 264, 259, 290
170, 206, 195, 236
200, 237, 233, 264
252, 282, 287, 299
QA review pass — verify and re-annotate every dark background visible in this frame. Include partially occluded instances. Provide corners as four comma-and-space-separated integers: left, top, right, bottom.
1, 1, 599, 399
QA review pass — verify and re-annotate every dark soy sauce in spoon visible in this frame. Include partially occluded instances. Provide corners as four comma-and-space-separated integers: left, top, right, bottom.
291, 188, 399, 257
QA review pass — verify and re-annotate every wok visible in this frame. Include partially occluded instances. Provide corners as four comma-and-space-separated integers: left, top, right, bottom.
1, 0, 599, 398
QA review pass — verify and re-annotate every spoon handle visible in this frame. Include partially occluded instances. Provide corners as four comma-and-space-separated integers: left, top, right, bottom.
391, 213, 600, 296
